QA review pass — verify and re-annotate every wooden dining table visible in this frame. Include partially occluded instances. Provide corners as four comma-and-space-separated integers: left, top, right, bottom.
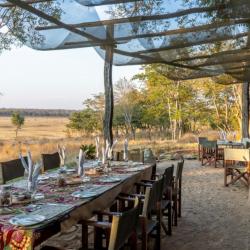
0, 162, 154, 250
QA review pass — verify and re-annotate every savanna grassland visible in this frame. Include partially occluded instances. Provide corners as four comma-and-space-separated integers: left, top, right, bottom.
0, 116, 198, 163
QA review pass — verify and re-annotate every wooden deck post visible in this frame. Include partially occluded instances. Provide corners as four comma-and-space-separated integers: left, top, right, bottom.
103, 45, 114, 146
242, 81, 249, 139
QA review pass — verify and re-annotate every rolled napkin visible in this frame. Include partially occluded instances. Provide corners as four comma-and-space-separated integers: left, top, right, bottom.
108, 139, 118, 160
28, 163, 42, 192
78, 149, 87, 176
58, 144, 66, 166
19, 153, 28, 174
123, 139, 129, 161
102, 146, 106, 164
27, 151, 34, 183
95, 137, 100, 159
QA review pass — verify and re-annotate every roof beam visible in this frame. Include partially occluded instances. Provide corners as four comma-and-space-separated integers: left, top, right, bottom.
131, 32, 248, 55
35, 4, 227, 30
61, 18, 250, 48
0, 0, 52, 7
6, 0, 105, 43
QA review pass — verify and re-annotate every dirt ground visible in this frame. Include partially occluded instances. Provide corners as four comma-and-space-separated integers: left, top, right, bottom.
160, 160, 250, 250
39, 160, 250, 250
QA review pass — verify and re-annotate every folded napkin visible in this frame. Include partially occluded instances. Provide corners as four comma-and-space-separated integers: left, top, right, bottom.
95, 137, 100, 159
78, 149, 88, 176
58, 144, 66, 166
123, 139, 129, 161
20, 150, 41, 192
108, 139, 118, 160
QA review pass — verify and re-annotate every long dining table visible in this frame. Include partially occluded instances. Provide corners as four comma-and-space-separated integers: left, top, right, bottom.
0, 161, 154, 250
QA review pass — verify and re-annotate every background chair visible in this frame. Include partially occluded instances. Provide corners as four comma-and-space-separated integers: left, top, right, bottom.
224, 148, 250, 187
172, 158, 184, 226
201, 140, 224, 167
0, 157, 26, 184
41, 152, 60, 172
198, 137, 207, 160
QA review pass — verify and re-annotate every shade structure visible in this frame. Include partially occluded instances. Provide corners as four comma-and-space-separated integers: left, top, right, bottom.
2, 0, 250, 141
1, 0, 250, 83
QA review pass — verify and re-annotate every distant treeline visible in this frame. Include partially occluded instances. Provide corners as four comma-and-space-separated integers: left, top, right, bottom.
0, 108, 78, 117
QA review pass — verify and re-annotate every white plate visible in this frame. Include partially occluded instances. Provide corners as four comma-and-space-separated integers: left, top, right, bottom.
9, 214, 46, 226
38, 176, 49, 181
66, 168, 76, 173
71, 191, 97, 198
99, 177, 121, 183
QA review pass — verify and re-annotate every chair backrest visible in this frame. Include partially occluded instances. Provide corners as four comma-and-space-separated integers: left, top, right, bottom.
41, 152, 60, 172
198, 137, 207, 144
142, 178, 163, 217
224, 148, 250, 162
113, 151, 124, 161
108, 198, 140, 250
242, 138, 250, 149
144, 148, 156, 164
202, 140, 217, 149
0, 157, 26, 184
175, 158, 184, 190
128, 149, 144, 163
162, 165, 174, 195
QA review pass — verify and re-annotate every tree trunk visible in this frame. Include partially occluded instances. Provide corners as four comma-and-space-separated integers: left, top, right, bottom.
242, 81, 249, 139
103, 45, 114, 146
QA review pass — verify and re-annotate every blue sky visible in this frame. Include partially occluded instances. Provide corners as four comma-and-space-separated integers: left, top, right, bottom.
0, 46, 140, 110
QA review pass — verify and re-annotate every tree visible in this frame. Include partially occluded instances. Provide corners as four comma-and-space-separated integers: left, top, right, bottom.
67, 109, 101, 135
11, 111, 24, 139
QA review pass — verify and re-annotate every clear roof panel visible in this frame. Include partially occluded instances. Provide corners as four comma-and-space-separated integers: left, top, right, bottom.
1, 0, 250, 82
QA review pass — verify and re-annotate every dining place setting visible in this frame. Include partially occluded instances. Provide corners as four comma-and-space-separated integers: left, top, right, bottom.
0, 138, 154, 249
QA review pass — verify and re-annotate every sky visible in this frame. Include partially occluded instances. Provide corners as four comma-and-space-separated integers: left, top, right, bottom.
0, 46, 141, 110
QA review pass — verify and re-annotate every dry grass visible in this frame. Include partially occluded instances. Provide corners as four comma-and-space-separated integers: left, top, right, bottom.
0, 116, 198, 162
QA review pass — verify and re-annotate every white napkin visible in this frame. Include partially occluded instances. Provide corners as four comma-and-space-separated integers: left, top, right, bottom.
95, 137, 100, 159
123, 139, 129, 161
102, 146, 106, 164
78, 149, 87, 176
30, 163, 42, 191
58, 145, 66, 166
108, 139, 118, 159
19, 153, 28, 174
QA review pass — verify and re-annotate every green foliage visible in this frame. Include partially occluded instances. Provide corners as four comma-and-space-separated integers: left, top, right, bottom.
67, 108, 101, 135
80, 144, 96, 159
11, 111, 25, 139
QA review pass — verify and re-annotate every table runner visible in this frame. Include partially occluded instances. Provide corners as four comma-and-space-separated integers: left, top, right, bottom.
0, 162, 153, 249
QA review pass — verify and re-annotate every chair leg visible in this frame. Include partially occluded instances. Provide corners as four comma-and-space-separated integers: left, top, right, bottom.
173, 199, 178, 226
128, 231, 137, 250
178, 192, 182, 218
82, 223, 88, 250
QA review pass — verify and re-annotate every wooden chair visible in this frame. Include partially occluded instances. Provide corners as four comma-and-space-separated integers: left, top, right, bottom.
122, 178, 163, 250
113, 151, 124, 161
81, 197, 140, 250
201, 140, 224, 167
161, 165, 174, 235
198, 137, 207, 160
172, 158, 184, 226
0, 158, 26, 184
224, 148, 250, 187
41, 152, 60, 172
128, 149, 144, 163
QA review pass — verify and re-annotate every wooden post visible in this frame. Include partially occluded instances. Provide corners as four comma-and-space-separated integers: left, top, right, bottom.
103, 25, 114, 146
103, 45, 114, 146
242, 81, 249, 139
